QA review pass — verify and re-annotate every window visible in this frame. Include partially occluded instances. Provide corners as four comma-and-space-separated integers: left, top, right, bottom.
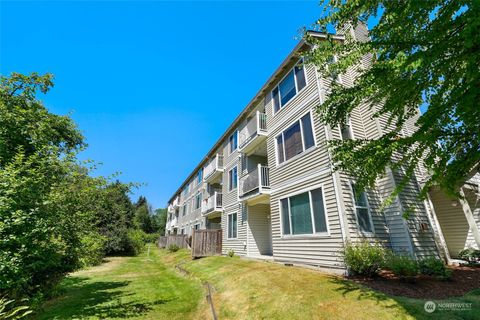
272, 61, 306, 113
197, 169, 203, 184
194, 223, 200, 230
195, 193, 201, 210
280, 187, 328, 236
351, 183, 373, 233
229, 131, 238, 153
228, 166, 238, 191
228, 213, 238, 238
182, 204, 187, 216
340, 116, 353, 140
180, 228, 185, 235
276, 113, 315, 164
327, 55, 339, 82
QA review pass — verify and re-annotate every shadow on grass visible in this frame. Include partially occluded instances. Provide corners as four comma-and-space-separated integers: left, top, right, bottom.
38, 276, 172, 319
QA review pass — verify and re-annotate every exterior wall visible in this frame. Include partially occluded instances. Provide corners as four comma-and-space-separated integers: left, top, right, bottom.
166, 25, 445, 269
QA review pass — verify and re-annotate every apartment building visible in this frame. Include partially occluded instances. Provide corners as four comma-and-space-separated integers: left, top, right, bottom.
166, 24, 480, 271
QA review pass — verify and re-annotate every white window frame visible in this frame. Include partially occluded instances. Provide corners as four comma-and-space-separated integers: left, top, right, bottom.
350, 182, 375, 235
327, 55, 342, 84
278, 184, 330, 238
228, 166, 238, 192
195, 192, 201, 210
227, 212, 238, 239
339, 115, 355, 140
275, 110, 317, 167
271, 59, 308, 116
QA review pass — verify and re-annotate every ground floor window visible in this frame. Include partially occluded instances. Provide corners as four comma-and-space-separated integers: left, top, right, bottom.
228, 213, 238, 239
280, 187, 328, 235
194, 223, 200, 230
351, 183, 373, 233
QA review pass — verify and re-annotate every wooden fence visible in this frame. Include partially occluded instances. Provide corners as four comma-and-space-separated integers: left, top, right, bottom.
191, 229, 222, 258
158, 235, 190, 249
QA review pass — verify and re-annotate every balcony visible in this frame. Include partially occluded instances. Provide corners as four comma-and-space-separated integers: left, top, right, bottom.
201, 192, 223, 217
203, 154, 224, 183
238, 111, 267, 154
239, 164, 271, 204
172, 196, 180, 208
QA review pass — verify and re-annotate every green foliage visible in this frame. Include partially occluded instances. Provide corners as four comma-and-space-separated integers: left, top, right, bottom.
0, 297, 31, 319
418, 257, 452, 280
306, 0, 480, 200
124, 229, 147, 256
78, 233, 106, 268
153, 208, 168, 236
143, 233, 160, 244
167, 244, 180, 253
134, 196, 156, 234
227, 250, 235, 258
385, 253, 419, 281
458, 248, 480, 265
342, 240, 387, 276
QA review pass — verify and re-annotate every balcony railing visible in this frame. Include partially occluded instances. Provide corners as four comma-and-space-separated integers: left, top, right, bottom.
172, 196, 180, 208
203, 154, 224, 181
239, 164, 270, 198
239, 111, 267, 150
201, 192, 223, 214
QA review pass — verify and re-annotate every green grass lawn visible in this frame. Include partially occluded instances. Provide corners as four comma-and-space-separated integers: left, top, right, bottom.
36, 248, 480, 319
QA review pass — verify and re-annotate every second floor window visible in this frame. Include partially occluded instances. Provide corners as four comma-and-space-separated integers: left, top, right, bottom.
276, 113, 315, 164
182, 204, 187, 216
228, 166, 238, 191
340, 116, 354, 140
272, 61, 306, 114
229, 131, 238, 153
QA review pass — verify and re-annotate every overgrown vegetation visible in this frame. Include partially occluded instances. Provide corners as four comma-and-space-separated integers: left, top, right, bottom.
167, 244, 180, 253
385, 254, 420, 282
0, 72, 165, 311
418, 257, 452, 280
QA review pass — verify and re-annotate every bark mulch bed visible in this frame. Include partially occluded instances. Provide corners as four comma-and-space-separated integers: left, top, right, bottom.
347, 265, 480, 299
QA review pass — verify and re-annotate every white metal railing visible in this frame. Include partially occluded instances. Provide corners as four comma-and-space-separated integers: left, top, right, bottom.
239, 111, 267, 149
203, 154, 224, 180
239, 164, 270, 197
201, 192, 223, 214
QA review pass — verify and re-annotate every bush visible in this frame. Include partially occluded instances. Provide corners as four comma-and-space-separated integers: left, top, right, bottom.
342, 240, 388, 277
0, 297, 31, 319
124, 229, 147, 256
458, 248, 480, 265
167, 244, 179, 253
78, 233, 106, 267
385, 253, 419, 281
227, 250, 235, 257
418, 256, 452, 280
143, 233, 160, 244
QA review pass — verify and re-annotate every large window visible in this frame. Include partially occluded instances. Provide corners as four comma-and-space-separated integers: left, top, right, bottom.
272, 61, 306, 113
197, 169, 203, 184
351, 183, 373, 233
228, 166, 238, 191
228, 212, 238, 238
276, 113, 315, 164
229, 131, 238, 153
281, 187, 328, 236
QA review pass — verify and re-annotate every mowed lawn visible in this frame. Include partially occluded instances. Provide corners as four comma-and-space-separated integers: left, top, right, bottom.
37, 248, 480, 320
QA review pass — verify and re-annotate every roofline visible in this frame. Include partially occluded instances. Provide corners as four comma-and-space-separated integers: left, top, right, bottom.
167, 31, 343, 204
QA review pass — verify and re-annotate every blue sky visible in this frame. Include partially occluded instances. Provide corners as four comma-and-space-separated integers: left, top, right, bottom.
1, 1, 326, 209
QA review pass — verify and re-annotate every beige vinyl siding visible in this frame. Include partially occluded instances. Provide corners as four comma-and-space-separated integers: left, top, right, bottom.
222, 204, 248, 256
247, 204, 272, 256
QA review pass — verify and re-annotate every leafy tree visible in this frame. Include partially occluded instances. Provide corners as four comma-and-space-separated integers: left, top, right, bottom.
134, 197, 155, 234
306, 1, 479, 200
153, 208, 167, 236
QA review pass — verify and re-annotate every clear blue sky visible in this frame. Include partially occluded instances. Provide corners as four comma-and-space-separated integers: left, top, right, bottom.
1, 1, 326, 209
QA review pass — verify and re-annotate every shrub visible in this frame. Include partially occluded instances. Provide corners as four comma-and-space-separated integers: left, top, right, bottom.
167, 244, 180, 253
342, 240, 388, 277
458, 248, 480, 265
0, 297, 31, 319
143, 233, 160, 244
418, 256, 452, 280
385, 253, 419, 281
227, 250, 235, 257
78, 233, 106, 267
